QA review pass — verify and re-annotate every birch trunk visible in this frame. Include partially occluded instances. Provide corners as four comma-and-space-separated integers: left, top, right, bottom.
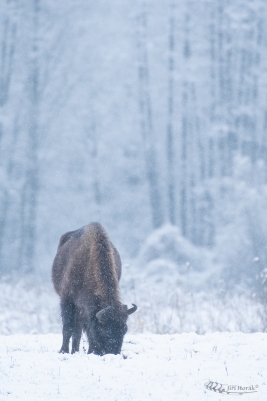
136, 7, 164, 229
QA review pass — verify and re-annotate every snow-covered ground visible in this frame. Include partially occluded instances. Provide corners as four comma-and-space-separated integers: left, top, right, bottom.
0, 332, 266, 400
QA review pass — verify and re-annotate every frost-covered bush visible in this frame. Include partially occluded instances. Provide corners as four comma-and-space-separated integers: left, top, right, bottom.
0, 272, 267, 335
0, 277, 61, 335
121, 246, 267, 334
214, 156, 267, 288
123, 264, 267, 335
138, 224, 213, 273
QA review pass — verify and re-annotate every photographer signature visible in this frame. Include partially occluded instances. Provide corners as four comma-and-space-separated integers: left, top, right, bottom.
205, 380, 259, 395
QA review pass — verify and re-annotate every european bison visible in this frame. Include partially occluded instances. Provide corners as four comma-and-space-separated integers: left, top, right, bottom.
52, 222, 137, 355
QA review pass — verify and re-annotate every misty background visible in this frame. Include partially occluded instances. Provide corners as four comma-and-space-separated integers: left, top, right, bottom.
1, 0, 267, 333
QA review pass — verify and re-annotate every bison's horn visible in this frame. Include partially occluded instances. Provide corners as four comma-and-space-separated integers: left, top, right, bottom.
127, 304, 137, 315
96, 306, 112, 322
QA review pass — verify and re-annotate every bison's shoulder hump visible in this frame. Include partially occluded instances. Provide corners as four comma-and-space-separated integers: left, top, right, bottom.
58, 227, 85, 248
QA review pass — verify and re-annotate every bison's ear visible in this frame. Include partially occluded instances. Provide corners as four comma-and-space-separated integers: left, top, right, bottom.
96, 306, 112, 323
127, 304, 137, 315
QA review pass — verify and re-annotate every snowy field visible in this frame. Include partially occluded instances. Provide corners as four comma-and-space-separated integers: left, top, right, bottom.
0, 332, 266, 401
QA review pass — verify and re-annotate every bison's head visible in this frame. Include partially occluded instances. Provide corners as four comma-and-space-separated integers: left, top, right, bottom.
92, 304, 137, 355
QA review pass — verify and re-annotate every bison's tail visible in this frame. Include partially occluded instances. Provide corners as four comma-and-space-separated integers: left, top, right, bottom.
87, 222, 120, 303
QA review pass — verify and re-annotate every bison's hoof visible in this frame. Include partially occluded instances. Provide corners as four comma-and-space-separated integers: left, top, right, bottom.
59, 349, 69, 354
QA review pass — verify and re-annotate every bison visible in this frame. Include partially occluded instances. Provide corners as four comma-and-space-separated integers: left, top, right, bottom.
52, 222, 137, 355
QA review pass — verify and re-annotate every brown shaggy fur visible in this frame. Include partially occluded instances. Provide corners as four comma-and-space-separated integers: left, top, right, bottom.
53, 223, 121, 307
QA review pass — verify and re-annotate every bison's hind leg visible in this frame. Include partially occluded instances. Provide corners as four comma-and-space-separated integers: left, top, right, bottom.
71, 310, 82, 354
60, 299, 75, 354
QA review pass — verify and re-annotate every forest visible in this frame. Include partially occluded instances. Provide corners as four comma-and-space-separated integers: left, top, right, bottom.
1, 3, 267, 398
0, 0, 267, 334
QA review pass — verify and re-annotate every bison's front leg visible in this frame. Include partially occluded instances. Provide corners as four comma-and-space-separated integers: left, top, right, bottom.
71, 311, 82, 354
84, 326, 94, 354
85, 324, 102, 355
60, 299, 75, 353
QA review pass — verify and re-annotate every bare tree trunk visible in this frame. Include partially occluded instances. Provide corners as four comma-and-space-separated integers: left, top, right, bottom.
136, 7, 164, 229
180, 84, 188, 238
90, 120, 101, 219
22, 0, 40, 273
0, 116, 21, 273
166, 0, 176, 225
84, 109, 102, 221
235, 7, 260, 167
0, 1, 17, 273
180, 8, 192, 239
